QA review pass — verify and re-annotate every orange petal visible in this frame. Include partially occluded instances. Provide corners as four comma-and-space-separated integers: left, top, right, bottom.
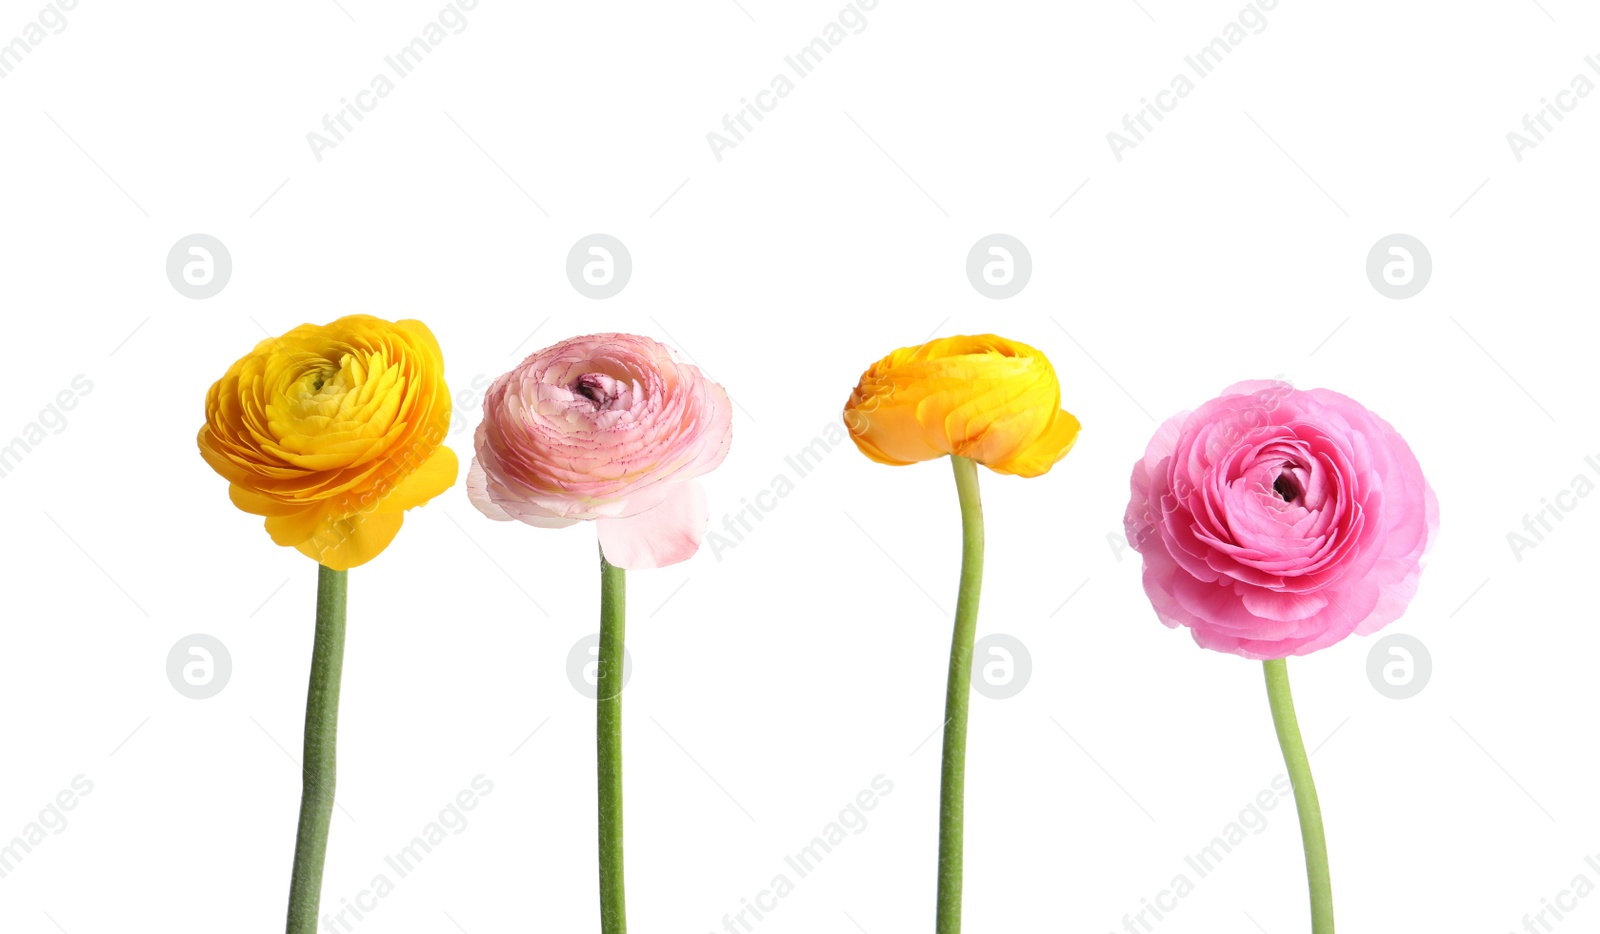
375, 446, 458, 514
264, 506, 328, 547
990, 409, 1082, 478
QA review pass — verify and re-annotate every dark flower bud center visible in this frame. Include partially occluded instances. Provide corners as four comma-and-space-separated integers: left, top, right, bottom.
574, 372, 618, 407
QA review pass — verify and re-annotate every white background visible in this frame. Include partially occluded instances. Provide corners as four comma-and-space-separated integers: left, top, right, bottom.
2, 1, 1598, 932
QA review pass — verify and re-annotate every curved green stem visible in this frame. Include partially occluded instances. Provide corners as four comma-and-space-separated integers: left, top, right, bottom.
936, 455, 985, 934
1263, 658, 1334, 934
598, 550, 627, 934
286, 565, 347, 934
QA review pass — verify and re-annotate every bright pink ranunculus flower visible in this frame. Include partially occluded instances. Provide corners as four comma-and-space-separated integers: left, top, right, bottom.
467, 333, 733, 569
1125, 381, 1437, 659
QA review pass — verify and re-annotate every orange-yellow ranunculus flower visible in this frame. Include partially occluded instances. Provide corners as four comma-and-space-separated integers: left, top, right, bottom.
198, 315, 458, 571
843, 334, 1080, 477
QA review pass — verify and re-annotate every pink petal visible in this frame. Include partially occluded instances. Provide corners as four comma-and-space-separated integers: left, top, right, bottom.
1239, 587, 1329, 622
596, 481, 708, 570
466, 458, 513, 521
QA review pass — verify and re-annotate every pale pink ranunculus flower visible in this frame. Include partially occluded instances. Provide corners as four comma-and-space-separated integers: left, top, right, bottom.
1124, 381, 1438, 660
467, 333, 733, 569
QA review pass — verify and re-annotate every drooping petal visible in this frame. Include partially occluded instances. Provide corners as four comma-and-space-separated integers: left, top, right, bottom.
596, 481, 708, 570
294, 511, 405, 572
375, 446, 459, 514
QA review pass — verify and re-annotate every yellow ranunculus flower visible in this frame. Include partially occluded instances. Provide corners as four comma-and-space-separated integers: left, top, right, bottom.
198, 315, 458, 570
843, 334, 1080, 477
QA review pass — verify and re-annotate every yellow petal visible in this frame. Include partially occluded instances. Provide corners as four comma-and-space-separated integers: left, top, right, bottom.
843, 333, 1080, 477
992, 409, 1082, 478
228, 483, 303, 517
294, 511, 405, 571
375, 446, 459, 514
264, 506, 329, 547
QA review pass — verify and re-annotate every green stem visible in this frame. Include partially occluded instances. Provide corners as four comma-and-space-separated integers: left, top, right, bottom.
1263, 658, 1335, 934
286, 565, 348, 934
936, 455, 985, 934
598, 549, 627, 934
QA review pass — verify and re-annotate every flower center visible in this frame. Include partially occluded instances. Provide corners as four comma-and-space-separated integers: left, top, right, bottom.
573, 373, 620, 408
1273, 471, 1300, 502
299, 364, 346, 399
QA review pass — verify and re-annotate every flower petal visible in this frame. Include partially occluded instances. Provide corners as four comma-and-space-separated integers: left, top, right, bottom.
466, 458, 513, 521
596, 481, 707, 569
294, 511, 404, 571
375, 446, 458, 514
